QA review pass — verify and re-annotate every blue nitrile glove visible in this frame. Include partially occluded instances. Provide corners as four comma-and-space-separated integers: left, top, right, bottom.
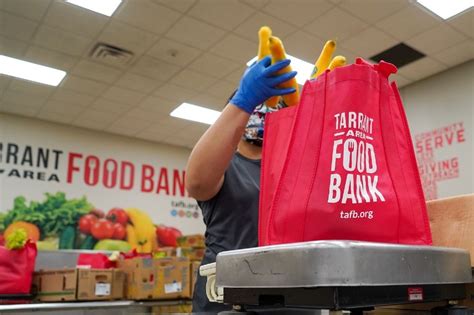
230, 56, 297, 114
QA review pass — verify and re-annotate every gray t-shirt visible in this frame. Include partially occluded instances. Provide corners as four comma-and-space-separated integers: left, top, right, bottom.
193, 151, 261, 313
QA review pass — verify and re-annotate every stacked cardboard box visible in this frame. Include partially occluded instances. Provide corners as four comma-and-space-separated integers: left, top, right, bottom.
118, 256, 192, 300
33, 269, 124, 302
177, 234, 206, 262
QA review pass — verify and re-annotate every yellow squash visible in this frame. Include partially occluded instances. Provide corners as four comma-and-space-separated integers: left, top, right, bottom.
329, 55, 346, 70
310, 40, 336, 79
258, 26, 272, 60
266, 36, 299, 107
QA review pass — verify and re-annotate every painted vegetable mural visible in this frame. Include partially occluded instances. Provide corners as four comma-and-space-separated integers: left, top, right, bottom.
0, 192, 183, 253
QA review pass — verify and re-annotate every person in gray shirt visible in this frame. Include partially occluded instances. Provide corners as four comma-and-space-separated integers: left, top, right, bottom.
186, 56, 297, 313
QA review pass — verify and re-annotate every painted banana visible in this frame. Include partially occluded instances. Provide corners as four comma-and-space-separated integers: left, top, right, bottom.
125, 208, 155, 253
310, 40, 336, 79
126, 223, 139, 251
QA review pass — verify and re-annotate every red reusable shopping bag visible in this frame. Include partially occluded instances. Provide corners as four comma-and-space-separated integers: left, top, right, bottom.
0, 241, 37, 295
259, 59, 432, 246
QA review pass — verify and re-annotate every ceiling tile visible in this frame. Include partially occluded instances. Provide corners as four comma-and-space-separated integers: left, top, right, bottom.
211, 34, 256, 63
151, 0, 196, 13
234, 12, 297, 43
106, 117, 153, 135
390, 74, 413, 88
96, 20, 159, 58
375, 5, 440, 41
71, 119, 106, 131
170, 69, 217, 92
2, 89, 49, 108
406, 24, 467, 55
154, 116, 192, 130
90, 98, 132, 114
73, 109, 121, 125
50, 89, 95, 107
130, 55, 182, 81
123, 108, 165, 122
165, 16, 226, 50
141, 124, 172, 135
115, 0, 181, 35
43, 99, 86, 116
138, 95, 179, 114
0, 35, 29, 57
238, 0, 269, 9
206, 80, 237, 101
33, 24, 92, 57
263, 0, 334, 28
398, 57, 448, 81
339, 0, 408, 24
188, 53, 241, 79
60, 75, 109, 97
226, 66, 247, 84
0, 11, 38, 41
115, 72, 164, 94
0, 76, 10, 91
72, 60, 123, 83
147, 37, 202, 66
0, 0, 51, 21
188, 93, 226, 111
304, 7, 368, 41
37, 110, 76, 124
8, 79, 55, 96
0, 102, 39, 117
341, 27, 398, 58
136, 130, 170, 142
152, 83, 199, 102
44, 1, 108, 38
283, 31, 325, 64
433, 40, 474, 67
101, 86, 145, 105
448, 9, 473, 39
188, 0, 254, 31
24, 45, 78, 70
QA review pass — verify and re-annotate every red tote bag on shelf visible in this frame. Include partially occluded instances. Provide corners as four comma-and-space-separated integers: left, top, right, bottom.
259, 58, 432, 246
0, 241, 37, 295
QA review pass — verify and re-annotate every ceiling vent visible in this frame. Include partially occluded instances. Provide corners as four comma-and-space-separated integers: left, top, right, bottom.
370, 43, 425, 69
89, 43, 134, 66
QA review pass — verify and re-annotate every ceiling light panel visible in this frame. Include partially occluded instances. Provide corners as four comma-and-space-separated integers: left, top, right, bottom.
65, 0, 122, 17
247, 54, 313, 85
170, 103, 221, 125
416, 0, 473, 19
0, 55, 66, 86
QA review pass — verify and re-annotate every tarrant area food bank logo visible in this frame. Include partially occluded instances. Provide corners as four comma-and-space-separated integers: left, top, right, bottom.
328, 111, 385, 205
170, 201, 200, 219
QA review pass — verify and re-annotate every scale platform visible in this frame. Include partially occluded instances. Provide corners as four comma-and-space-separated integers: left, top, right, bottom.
203, 241, 473, 313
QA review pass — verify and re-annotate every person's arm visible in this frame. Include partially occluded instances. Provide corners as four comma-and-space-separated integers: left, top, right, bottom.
185, 56, 297, 201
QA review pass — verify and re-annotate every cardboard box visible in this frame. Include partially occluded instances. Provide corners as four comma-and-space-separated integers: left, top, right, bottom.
33, 268, 125, 302
111, 269, 126, 300
177, 234, 205, 248
153, 257, 191, 300
33, 269, 78, 302
427, 194, 474, 264
178, 247, 205, 261
118, 256, 156, 300
77, 269, 112, 301
191, 261, 201, 297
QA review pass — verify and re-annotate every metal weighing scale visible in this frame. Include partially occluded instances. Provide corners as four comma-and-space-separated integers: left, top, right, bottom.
201, 241, 473, 315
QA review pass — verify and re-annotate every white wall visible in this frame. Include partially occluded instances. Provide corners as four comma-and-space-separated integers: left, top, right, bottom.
0, 113, 205, 234
400, 60, 473, 200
